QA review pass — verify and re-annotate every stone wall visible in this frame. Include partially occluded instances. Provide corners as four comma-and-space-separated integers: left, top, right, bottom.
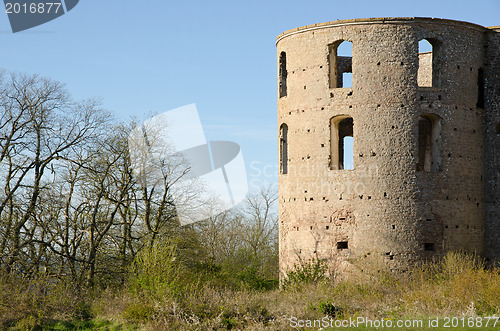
276, 17, 499, 276
484, 26, 500, 265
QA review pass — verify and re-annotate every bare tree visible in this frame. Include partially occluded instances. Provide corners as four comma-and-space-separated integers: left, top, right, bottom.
0, 72, 109, 274
193, 186, 279, 280
0, 70, 277, 290
240, 186, 278, 261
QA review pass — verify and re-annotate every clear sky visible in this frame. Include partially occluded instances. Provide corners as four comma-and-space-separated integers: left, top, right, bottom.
1, 0, 498, 193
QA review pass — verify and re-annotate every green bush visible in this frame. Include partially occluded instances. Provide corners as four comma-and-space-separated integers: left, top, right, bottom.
317, 300, 343, 318
129, 242, 185, 299
236, 264, 279, 291
281, 258, 328, 288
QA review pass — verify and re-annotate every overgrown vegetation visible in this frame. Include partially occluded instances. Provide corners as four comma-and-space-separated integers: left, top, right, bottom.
1, 250, 499, 330
0, 72, 499, 329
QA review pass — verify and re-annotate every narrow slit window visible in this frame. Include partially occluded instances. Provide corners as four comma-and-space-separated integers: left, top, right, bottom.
330, 116, 354, 170
280, 123, 288, 174
477, 68, 484, 108
418, 39, 440, 87
417, 114, 442, 172
328, 40, 352, 88
279, 52, 287, 97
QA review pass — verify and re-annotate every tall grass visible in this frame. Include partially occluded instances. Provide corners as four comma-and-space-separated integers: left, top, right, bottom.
91, 251, 499, 330
1, 251, 499, 330
0, 271, 95, 329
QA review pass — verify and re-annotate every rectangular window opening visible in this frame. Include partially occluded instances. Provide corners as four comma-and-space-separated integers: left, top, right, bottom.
424, 243, 435, 251
337, 241, 348, 250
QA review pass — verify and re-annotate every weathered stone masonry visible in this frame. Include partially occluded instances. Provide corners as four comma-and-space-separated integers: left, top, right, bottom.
276, 17, 500, 274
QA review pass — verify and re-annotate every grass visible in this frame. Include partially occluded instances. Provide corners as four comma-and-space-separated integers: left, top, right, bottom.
28, 319, 138, 331
1, 252, 499, 330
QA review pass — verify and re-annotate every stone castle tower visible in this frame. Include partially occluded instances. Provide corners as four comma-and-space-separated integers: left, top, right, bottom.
277, 17, 500, 274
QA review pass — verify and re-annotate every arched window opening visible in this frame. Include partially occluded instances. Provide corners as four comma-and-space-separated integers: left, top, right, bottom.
418, 38, 440, 87
477, 68, 484, 108
280, 123, 288, 174
330, 116, 354, 170
417, 114, 442, 172
279, 52, 287, 98
328, 40, 352, 88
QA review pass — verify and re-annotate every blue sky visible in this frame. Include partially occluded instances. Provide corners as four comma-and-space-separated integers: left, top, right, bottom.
1, 0, 498, 193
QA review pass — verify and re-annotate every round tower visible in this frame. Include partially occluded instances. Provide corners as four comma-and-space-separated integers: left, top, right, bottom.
277, 17, 491, 274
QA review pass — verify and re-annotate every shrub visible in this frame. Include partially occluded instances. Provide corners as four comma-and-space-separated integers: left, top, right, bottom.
129, 242, 184, 299
281, 258, 328, 289
236, 264, 279, 291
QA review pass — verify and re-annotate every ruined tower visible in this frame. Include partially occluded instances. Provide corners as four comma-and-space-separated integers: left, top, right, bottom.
277, 18, 500, 274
